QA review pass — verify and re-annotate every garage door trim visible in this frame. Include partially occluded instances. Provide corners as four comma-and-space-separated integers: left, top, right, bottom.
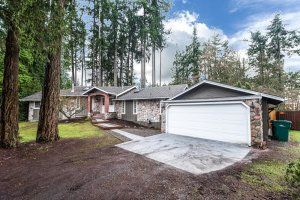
165, 101, 251, 146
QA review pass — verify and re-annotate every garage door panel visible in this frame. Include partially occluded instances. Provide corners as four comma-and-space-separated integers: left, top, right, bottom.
167, 103, 250, 144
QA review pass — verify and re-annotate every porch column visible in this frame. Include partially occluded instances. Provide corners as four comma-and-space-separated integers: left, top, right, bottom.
104, 94, 109, 113
87, 95, 91, 117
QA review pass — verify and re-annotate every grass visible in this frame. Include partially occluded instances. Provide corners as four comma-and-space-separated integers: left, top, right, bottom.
19, 120, 104, 143
241, 130, 300, 193
290, 130, 300, 142
241, 161, 287, 192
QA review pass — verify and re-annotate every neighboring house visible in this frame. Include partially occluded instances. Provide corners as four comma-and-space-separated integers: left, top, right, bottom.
20, 86, 136, 121
20, 84, 187, 129
160, 80, 284, 147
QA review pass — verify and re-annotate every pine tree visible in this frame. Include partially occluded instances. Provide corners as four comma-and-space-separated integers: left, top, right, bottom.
37, 0, 67, 143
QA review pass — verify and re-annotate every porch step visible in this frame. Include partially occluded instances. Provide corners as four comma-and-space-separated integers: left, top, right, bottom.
94, 123, 123, 130
92, 118, 109, 123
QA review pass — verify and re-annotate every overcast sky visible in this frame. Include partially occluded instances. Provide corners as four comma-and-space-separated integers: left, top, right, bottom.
134, 0, 300, 85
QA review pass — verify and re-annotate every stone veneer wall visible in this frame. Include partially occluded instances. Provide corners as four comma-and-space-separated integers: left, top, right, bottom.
244, 99, 264, 147
137, 100, 161, 123
160, 99, 265, 147
115, 101, 123, 119
115, 100, 162, 129
28, 102, 36, 121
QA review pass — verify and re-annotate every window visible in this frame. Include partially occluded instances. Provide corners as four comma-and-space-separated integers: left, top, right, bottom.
121, 101, 126, 114
133, 100, 137, 114
109, 98, 114, 105
34, 101, 40, 109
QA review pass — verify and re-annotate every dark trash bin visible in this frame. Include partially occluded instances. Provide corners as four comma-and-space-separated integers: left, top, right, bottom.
272, 120, 292, 142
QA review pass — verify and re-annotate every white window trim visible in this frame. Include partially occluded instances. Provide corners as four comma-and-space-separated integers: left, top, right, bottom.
121, 101, 126, 114
133, 100, 138, 114
34, 101, 40, 109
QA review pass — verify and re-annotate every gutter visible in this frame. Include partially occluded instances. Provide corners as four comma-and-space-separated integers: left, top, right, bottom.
162, 95, 262, 103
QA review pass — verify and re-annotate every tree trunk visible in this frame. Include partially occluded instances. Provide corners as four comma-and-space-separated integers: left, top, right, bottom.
71, 42, 75, 86
159, 49, 162, 86
37, 0, 65, 143
99, 0, 103, 87
37, 50, 61, 143
0, 26, 20, 148
141, 41, 146, 88
113, 37, 118, 86
152, 45, 155, 86
81, 45, 85, 86
74, 46, 77, 86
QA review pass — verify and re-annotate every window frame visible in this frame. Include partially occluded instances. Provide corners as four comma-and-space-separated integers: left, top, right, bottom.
34, 101, 41, 109
133, 100, 138, 114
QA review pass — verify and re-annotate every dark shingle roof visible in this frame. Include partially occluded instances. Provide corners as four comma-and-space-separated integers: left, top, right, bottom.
116, 84, 188, 100
20, 86, 135, 102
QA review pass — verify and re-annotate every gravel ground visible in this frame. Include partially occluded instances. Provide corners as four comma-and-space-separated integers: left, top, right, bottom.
0, 134, 297, 200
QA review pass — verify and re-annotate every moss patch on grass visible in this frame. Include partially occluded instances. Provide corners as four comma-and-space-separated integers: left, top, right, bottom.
19, 120, 104, 143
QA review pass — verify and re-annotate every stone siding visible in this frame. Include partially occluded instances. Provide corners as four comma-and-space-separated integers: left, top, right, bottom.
137, 100, 161, 123
115, 101, 123, 119
244, 99, 264, 147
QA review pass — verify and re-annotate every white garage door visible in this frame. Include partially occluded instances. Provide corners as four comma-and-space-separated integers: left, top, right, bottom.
166, 102, 250, 145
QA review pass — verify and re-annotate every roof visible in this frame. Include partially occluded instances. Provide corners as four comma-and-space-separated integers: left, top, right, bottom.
169, 80, 284, 104
82, 86, 135, 95
116, 84, 188, 100
20, 86, 136, 102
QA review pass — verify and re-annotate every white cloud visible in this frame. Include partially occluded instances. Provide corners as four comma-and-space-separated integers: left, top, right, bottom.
182, 0, 188, 4
134, 11, 226, 85
229, 11, 300, 72
230, 0, 300, 13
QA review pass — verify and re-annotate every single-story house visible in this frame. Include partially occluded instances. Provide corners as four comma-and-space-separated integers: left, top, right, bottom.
20, 84, 187, 128
21, 80, 284, 147
160, 80, 284, 147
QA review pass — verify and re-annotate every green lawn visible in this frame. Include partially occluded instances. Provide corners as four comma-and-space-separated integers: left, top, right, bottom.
290, 130, 300, 142
241, 130, 300, 193
19, 120, 104, 143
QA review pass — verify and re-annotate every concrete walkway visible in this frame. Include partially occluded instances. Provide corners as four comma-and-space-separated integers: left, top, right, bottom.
111, 129, 144, 141
117, 134, 250, 175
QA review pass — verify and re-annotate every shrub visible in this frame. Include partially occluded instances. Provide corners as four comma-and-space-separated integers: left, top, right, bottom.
285, 159, 300, 187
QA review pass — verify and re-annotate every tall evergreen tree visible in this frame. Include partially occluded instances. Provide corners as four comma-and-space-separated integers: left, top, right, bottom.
267, 14, 300, 90
37, 0, 66, 143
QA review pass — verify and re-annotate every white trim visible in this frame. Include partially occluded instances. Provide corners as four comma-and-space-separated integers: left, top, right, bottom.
163, 95, 262, 103
116, 86, 137, 97
34, 101, 41, 109
121, 101, 126, 114
169, 80, 284, 102
133, 100, 138, 114
165, 101, 251, 146
82, 87, 116, 95
115, 97, 169, 101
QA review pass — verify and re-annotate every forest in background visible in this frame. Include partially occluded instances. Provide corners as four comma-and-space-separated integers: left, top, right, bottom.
171, 14, 300, 110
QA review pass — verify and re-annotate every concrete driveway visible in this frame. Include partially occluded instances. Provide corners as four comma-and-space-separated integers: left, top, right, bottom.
117, 133, 250, 175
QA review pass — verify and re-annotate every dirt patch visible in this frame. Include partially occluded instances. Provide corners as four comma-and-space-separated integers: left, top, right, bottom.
122, 128, 161, 137
0, 136, 298, 200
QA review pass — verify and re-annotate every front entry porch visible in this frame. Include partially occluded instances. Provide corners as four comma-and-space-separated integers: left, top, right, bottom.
87, 92, 116, 119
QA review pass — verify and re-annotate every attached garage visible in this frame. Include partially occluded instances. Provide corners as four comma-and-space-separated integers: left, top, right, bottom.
166, 102, 251, 145
162, 80, 284, 147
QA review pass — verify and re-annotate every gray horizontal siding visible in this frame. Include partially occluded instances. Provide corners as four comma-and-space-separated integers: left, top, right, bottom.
176, 84, 251, 100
